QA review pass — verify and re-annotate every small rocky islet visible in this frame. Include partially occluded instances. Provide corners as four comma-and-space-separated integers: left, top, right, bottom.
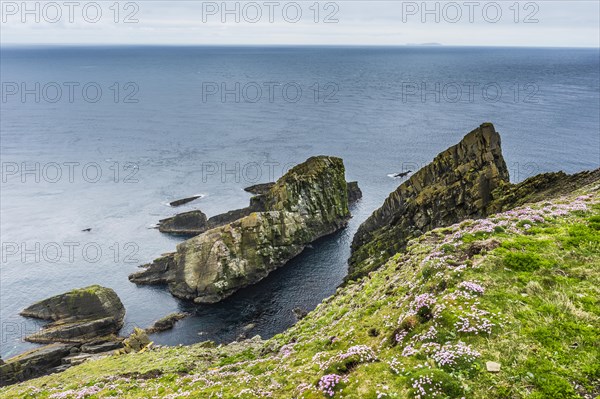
2, 123, 599, 397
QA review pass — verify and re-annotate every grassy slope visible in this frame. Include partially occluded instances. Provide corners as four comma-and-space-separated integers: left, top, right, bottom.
2, 185, 599, 399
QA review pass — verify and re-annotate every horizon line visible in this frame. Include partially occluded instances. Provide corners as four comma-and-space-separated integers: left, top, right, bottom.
1, 43, 599, 49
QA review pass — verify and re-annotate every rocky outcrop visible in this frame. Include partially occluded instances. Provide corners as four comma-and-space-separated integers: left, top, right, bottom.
158, 210, 210, 235
116, 328, 152, 354
131, 156, 352, 303
349, 123, 510, 280
158, 197, 267, 236
488, 168, 600, 213
244, 183, 275, 195
0, 344, 73, 386
20, 285, 125, 343
347, 181, 362, 204
146, 313, 188, 333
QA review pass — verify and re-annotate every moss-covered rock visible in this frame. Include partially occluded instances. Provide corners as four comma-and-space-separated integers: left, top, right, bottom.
131, 156, 352, 303
19, 285, 125, 344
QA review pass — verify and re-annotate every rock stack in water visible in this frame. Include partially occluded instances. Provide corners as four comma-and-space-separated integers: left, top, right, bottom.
349, 123, 510, 280
19, 285, 126, 343
130, 156, 356, 303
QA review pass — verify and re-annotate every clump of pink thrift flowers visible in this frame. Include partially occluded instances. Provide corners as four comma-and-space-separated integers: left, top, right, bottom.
318, 374, 343, 397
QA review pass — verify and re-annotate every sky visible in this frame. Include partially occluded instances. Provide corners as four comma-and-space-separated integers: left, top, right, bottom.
1, 1, 599, 47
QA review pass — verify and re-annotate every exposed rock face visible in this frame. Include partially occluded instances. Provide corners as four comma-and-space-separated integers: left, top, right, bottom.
131, 156, 352, 303
244, 183, 275, 195
0, 344, 73, 386
347, 181, 363, 204
20, 285, 125, 343
349, 123, 510, 280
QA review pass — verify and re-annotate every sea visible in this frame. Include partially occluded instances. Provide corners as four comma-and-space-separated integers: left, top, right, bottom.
1, 45, 598, 358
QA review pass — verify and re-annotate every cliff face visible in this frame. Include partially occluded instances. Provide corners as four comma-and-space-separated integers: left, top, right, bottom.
130, 156, 351, 303
349, 123, 510, 280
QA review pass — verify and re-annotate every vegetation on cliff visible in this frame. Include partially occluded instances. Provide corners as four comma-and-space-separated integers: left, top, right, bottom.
3, 177, 598, 398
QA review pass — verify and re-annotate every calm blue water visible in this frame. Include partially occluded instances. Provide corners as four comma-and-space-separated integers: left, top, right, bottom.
1, 46, 598, 358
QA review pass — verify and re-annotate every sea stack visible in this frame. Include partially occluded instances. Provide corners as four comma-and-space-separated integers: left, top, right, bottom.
131, 156, 355, 303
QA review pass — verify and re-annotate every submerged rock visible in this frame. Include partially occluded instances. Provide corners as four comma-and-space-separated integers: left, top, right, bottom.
169, 195, 202, 207
349, 123, 510, 280
131, 156, 353, 303
20, 285, 125, 344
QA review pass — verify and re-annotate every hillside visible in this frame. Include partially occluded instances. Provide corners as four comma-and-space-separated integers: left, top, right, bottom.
2, 177, 598, 398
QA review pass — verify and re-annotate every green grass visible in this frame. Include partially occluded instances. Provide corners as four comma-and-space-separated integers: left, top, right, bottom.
2, 186, 599, 399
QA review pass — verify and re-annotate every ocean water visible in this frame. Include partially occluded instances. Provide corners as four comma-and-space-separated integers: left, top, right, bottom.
0, 46, 598, 358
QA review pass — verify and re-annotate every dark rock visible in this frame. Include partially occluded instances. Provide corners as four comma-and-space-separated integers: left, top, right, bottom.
131, 156, 352, 304
467, 239, 501, 257
393, 170, 412, 178
145, 312, 188, 333
80, 340, 124, 354
158, 210, 209, 236
206, 201, 264, 228
157, 199, 267, 236
0, 343, 73, 386
20, 285, 125, 344
347, 181, 362, 204
487, 168, 600, 213
244, 182, 275, 195
292, 307, 308, 320
349, 123, 510, 280
81, 228, 92, 232
169, 195, 202, 207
